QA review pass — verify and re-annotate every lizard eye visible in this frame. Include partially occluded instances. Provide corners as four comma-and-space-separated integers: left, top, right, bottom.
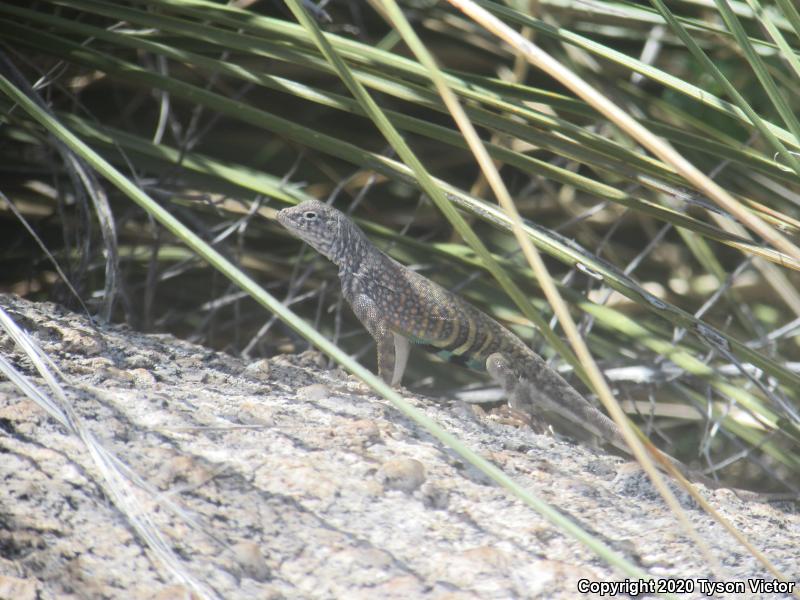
304, 211, 317, 221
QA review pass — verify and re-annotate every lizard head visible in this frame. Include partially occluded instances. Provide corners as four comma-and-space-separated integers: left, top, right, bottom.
277, 200, 347, 262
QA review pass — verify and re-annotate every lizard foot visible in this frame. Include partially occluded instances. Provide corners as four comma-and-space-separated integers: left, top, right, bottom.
485, 353, 520, 393
487, 352, 608, 448
486, 353, 550, 432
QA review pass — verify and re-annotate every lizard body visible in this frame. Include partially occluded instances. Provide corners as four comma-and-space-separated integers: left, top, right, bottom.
277, 200, 792, 501
278, 200, 634, 449
277, 201, 532, 381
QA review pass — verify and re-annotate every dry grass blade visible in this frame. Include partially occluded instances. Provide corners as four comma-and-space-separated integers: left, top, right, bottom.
0, 307, 220, 599
447, 0, 800, 263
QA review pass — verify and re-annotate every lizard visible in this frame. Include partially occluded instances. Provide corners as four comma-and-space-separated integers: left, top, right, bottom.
277, 200, 794, 500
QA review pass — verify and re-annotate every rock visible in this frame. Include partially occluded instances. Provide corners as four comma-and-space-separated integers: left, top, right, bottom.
377, 458, 427, 493
232, 541, 270, 583
0, 294, 797, 599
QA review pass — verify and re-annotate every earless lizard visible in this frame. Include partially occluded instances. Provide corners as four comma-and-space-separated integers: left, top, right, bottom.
277, 200, 792, 500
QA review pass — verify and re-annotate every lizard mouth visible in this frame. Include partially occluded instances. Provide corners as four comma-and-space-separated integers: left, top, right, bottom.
277, 211, 315, 247
276, 209, 303, 234
276, 209, 290, 227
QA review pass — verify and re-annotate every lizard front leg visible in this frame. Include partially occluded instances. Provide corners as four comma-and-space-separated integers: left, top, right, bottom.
350, 293, 407, 386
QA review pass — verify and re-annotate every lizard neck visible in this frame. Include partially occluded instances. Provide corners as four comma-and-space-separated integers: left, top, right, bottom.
327, 217, 372, 273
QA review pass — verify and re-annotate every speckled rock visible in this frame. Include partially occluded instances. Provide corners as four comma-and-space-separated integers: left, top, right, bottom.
0, 294, 797, 599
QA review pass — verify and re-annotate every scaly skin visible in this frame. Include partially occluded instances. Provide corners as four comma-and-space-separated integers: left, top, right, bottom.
277, 200, 633, 449
277, 200, 793, 502
277, 201, 538, 383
